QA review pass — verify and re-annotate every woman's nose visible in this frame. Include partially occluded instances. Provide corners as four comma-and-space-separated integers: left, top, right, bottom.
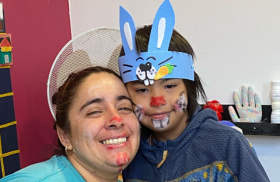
150, 96, 166, 107
105, 115, 124, 129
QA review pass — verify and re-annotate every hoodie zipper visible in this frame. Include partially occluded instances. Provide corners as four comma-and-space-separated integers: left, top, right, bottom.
157, 150, 168, 168
159, 144, 168, 181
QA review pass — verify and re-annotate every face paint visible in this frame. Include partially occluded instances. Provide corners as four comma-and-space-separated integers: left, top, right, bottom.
109, 116, 122, 123
134, 105, 145, 121
75, 140, 82, 155
87, 81, 105, 97
150, 96, 166, 107
115, 153, 130, 166
83, 127, 93, 141
67, 73, 140, 175
174, 92, 187, 112
152, 116, 170, 130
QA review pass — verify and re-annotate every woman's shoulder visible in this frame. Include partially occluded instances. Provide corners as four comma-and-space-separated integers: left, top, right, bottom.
0, 155, 84, 182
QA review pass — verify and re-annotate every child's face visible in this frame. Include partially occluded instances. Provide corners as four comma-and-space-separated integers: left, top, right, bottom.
126, 79, 189, 137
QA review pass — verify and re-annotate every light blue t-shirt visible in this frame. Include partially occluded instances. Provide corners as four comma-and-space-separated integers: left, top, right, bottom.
0, 155, 84, 182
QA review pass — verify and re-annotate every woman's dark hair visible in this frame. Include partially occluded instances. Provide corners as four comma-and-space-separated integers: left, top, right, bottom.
52, 66, 122, 155
120, 25, 207, 119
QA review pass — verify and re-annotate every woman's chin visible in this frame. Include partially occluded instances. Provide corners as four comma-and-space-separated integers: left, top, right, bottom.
105, 152, 132, 169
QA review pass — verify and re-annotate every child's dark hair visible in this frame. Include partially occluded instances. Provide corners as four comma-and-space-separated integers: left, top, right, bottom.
120, 25, 207, 119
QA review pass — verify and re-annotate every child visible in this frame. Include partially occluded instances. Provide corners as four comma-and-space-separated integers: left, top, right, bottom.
118, 0, 269, 181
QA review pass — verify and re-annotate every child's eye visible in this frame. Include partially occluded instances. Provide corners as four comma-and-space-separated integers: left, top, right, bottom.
165, 84, 177, 89
136, 88, 149, 93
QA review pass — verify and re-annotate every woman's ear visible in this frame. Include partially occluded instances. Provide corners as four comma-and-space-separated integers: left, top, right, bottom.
56, 125, 73, 150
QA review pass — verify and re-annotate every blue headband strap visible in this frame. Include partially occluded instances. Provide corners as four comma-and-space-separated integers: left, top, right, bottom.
119, 51, 194, 85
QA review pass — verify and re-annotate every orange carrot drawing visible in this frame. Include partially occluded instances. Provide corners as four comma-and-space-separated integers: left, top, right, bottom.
154, 63, 174, 80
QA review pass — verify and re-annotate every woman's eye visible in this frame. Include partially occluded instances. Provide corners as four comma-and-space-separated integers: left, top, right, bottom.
118, 107, 133, 114
119, 107, 133, 112
87, 111, 102, 116
136, 88, 148, 93
165, 84, 177, 89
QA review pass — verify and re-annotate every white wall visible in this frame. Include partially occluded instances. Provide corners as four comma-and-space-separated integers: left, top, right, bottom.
68, 0, 280, 181
69, 0, 280, 105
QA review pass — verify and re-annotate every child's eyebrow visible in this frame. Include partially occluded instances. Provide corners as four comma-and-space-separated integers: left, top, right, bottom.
161, 79, 175, 83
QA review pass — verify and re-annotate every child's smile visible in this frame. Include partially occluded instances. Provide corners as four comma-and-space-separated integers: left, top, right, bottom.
147, 112, 171, 129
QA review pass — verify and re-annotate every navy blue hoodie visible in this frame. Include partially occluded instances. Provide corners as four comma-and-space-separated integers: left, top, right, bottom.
123, 108, 269, 182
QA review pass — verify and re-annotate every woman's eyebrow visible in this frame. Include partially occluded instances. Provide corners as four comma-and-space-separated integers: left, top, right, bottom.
117, 95, 135, 105
80, 98, 103, 112
117, 95, 132, 102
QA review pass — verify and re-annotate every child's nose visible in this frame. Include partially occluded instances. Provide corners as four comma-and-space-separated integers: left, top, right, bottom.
150, 96, 166, 107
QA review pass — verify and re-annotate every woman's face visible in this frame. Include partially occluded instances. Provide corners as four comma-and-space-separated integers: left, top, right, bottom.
67, 72, 140, 175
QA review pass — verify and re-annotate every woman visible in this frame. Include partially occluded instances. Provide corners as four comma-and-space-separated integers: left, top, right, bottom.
1, 66, 140, 182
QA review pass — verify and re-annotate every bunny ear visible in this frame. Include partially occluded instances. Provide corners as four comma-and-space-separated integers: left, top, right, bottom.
119, 6, 136, 55
148, 0, 175, 51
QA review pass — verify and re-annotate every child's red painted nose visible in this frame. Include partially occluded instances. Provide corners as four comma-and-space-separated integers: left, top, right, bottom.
150, 96, 166, 107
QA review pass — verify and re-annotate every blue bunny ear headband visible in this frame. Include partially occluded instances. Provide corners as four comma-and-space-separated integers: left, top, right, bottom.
118, 0, 194, 86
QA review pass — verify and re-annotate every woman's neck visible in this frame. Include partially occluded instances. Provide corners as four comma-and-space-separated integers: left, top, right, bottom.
67, 154, 119, 182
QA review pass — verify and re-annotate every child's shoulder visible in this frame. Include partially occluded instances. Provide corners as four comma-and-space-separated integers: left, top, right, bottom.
196, 116, 244, 141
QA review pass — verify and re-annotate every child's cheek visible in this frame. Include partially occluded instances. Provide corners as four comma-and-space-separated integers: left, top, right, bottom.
174, 92, 188, 112
134, 105, 145, 121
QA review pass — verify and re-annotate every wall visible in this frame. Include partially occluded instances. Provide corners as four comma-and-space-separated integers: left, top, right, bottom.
2, 0, 71, 168
69, 0, 280, 105
68, 0, 280, 181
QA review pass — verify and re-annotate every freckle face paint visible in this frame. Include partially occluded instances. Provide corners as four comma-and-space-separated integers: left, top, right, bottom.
109, 116, 122, 123
150, 96, 166, 107
174, 92, 187, 112
134, 105, 145, 121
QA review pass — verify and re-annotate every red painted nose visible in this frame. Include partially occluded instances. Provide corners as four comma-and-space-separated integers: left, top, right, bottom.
109, 116, 122, 123
150, 96, 166, 107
